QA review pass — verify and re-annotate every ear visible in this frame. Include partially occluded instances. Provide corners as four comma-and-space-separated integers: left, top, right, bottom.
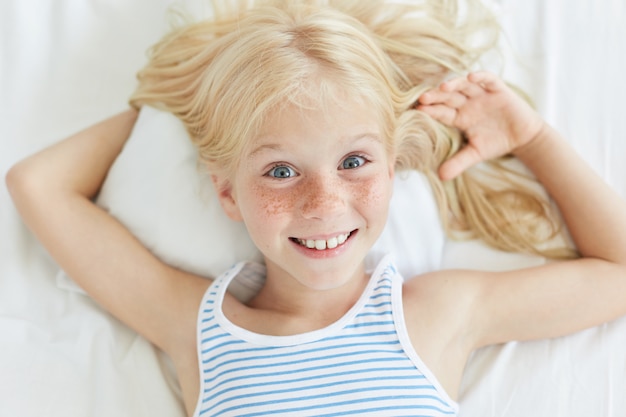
211, 174, 243, 222
386, 151, 396, 179
388, 161, 395, 198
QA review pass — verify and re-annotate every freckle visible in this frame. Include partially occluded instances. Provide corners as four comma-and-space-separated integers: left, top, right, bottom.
356, 179, 380, 204
255, 185, 293, 216
355, 177, 391, 214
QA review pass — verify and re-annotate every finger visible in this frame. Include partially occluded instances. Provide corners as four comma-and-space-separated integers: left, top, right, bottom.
419, 90, 467, 109
438, 75, 469, 91
442, 92, 467, 108
438, 145, 483, 180
457, 81, 485, 98
418, 89, 447, 104
467, 71, 505, 93
416, 104, 457, 126
417, 90, 438, 105
441, 75, 485, 98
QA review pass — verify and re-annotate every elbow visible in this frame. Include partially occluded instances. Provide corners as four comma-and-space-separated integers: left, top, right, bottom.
6, 160, 28, 200
5, 158, 47, 211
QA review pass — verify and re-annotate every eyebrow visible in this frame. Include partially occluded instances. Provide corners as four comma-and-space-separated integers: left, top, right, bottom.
248, 143, 283, 159
247, 133, 383, 159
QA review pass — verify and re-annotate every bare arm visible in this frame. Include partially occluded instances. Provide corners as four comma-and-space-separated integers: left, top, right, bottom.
5, 110, 208, 354
514, 123, 626, 264
417, 72, 626, 346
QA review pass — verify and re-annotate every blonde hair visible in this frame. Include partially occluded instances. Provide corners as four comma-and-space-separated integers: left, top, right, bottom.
130, 0, 575, 259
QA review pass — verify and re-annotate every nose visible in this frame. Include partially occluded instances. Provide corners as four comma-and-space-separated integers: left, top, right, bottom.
298, 173, 347, 220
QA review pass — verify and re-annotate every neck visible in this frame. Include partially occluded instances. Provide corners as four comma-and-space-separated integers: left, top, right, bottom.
247, 261, 370, 332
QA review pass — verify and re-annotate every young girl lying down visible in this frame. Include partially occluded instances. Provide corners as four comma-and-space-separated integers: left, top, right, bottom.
7, 1, 626, 416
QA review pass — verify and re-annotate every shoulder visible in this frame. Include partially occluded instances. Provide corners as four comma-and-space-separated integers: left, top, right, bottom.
400, 268, 517, 348
159, 270, 214, 352
400, 268, 496, 354
403, 269, 484, 309
402, 269, 484, 338
400, 269, 485, 399
401, 269, 487, 356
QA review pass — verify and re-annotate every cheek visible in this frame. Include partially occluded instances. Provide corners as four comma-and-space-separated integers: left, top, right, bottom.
352, 175, 393, 215
236, 184, 295, 251
247, 184, 296, 219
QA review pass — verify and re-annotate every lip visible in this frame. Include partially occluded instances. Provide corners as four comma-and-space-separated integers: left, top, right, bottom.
290, 229, 358, 259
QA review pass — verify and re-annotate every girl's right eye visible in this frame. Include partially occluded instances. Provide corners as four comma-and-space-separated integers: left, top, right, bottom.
267, 165, 296, 178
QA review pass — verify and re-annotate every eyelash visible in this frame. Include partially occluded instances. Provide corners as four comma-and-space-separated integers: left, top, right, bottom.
266, 164, 296, 179
265, 154, 370, 179
341, 155, 367, 170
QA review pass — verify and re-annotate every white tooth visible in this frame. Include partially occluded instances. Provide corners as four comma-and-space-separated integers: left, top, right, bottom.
299, 233, 350, 250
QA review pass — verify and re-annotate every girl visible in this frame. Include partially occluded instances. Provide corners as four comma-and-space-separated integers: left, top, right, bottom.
6, 1, 626, 416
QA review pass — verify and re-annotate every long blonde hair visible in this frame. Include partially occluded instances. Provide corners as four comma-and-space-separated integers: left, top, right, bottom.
130, 0, 575, 259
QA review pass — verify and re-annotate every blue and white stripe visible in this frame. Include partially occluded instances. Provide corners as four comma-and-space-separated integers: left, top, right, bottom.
194, 256, 458, 417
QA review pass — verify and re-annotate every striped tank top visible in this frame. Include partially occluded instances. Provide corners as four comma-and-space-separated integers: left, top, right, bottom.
193, 254, 458, 417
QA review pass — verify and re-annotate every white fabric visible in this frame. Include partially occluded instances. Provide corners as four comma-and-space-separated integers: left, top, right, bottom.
1, 1, 625, 416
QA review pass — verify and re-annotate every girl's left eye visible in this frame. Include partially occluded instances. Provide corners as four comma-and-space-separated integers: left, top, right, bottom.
341, 155, 366, 170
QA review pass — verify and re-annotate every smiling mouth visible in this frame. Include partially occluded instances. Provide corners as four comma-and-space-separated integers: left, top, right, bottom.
291, 231, 355, 251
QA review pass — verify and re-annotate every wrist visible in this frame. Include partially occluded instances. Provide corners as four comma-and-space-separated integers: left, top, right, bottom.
511, 122, 556, 163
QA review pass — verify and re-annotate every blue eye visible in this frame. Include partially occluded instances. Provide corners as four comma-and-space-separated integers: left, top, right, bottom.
268, 165, 296, 178
342, 155, 366, 170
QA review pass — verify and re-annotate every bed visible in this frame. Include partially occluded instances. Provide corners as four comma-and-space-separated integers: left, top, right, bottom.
1, 1, 625, 416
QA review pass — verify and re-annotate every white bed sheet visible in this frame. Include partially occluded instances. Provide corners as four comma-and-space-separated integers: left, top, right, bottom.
1, 1, 625, 416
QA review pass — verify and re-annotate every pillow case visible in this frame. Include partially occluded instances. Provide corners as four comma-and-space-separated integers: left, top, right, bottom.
57, 106, 445, 296
96, 106, 262, 277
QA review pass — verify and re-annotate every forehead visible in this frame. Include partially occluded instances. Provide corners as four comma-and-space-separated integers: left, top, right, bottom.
248, 95, 383, 155
225, 70, 394, 178
270, 70, 383, 125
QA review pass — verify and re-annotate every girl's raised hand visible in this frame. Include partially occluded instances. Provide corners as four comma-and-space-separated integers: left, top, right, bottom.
417, 71, 545, 180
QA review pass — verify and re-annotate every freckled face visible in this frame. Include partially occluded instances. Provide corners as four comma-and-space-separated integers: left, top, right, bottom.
221, 97, 394, 291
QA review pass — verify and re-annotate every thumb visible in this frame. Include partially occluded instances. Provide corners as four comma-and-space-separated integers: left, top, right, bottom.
438, 145, 483, 180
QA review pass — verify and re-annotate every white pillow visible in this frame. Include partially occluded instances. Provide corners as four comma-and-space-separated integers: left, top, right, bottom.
57, 106, 445, 296
96, 106, 263, 276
